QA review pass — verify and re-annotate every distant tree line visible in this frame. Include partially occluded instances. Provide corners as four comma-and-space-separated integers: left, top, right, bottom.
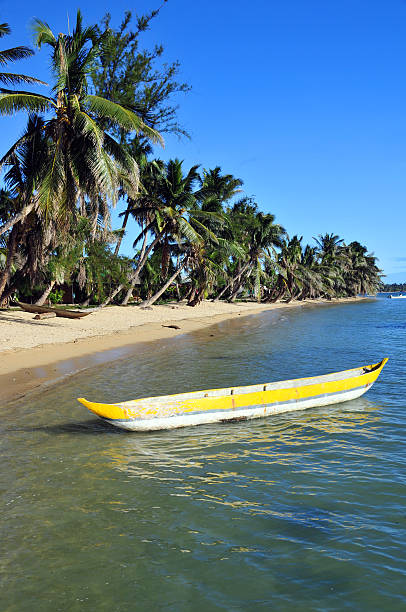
0, 10, 382, 308
381, 283, 406, 293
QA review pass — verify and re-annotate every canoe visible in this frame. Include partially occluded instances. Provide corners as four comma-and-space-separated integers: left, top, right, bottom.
17, 301, 91, 319
77, 358, 388, 432
389, 295, 406, 299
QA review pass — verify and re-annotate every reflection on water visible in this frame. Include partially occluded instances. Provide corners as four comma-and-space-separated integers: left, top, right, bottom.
106, 398, 382, 476
2, 298, 406, 611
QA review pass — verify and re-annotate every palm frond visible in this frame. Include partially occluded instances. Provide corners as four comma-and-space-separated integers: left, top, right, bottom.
190, 217, 219, 244
177, 216, 202, 245
217, 237, 246, 259
37, 139, 65, 218
72, 105, 104, 150
0, 91, 55, 115
0, 23, 11, 38
0, 72, 47, 85
0, 45, 35, 66
85, 95, 164, 145
32, 19, 57, 48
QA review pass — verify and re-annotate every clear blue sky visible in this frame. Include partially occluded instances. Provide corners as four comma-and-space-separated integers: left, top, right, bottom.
1, 0, 405, 282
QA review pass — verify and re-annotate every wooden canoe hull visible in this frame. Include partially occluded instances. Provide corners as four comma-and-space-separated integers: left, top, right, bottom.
18, 301, 90, 319
77, 358, 388, 432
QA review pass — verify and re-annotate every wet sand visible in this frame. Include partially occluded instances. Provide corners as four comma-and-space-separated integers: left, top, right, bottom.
0, 297, 368, 404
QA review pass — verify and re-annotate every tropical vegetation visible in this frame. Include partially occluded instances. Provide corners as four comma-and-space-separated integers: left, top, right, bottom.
0, 10, 382, 309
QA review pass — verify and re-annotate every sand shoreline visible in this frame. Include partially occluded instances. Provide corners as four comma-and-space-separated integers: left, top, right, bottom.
0, 297, 369, 404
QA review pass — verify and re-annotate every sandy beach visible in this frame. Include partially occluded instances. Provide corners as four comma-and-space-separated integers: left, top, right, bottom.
0, 297, 367, 404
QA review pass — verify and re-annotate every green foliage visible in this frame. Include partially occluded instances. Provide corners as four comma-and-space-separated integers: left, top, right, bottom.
91, 9, 190, 146
0, 10, 161, 224
0, 22, 46, 86
0, 11, 382, 307
49, 288, 63, 304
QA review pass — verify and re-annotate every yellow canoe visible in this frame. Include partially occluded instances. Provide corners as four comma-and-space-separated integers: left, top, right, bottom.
78, 358, 388, 432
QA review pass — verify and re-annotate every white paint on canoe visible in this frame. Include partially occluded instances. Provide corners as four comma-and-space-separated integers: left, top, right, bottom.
104, 383, 373, 431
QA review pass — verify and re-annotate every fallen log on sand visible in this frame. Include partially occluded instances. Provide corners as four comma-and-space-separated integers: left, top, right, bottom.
17, 301, 91, 320
33, 312, 57, 320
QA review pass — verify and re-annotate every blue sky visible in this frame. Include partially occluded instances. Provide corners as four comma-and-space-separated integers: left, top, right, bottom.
1, 0, 405, 282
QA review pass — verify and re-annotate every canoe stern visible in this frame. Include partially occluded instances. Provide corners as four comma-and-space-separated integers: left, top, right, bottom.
77, 397, 130, 421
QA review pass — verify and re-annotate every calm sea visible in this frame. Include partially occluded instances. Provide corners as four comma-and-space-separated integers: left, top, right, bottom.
1, 297, 406, 611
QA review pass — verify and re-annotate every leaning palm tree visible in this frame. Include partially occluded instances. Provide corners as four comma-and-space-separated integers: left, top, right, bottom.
138, 160, 226, 308
214, 208, 285, 302
343, 241, 382, 296
268, 235, 305, 302
100, 158, 201, 306
0, 22, 46, 86
0, 11, 162, 235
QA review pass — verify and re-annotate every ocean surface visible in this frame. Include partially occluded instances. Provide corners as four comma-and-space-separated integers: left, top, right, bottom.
1, 297, 406, 611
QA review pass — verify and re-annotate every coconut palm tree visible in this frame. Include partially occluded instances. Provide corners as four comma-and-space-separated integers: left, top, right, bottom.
101, 158, 212, 306
196, 166, 243, 208
297, 245, 328, 299
267, 235, 305, 302
0, 115, 51, 300
343, 241, 381, 296
136, 160, 235, 308
0, 11, 162, 236
214, 205, 285, 302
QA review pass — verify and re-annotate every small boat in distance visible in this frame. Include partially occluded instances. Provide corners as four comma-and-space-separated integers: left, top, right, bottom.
78, 358, 388, 432
389, 294, 406, 299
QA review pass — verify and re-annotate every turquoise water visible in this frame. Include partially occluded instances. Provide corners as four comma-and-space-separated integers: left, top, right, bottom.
1, 298, 406, 611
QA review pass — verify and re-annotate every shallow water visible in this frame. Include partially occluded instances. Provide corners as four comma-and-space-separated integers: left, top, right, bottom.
1, 298, 406, 611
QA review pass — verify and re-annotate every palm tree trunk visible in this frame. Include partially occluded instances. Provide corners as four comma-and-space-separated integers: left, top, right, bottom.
90, 200, 99, 242
120, 230, 149, 306
175, 282, 181, 301
0, 200, 36, 237
120, 276, 137, 307
99, 283, 124, 308
80, 295, 93, 307
35, 280, 56, 305
0, 225, 19, 300
113, 208, 130, 257
228, 266, 253, 302
140, 259, 187, 308
101, 228, 166, 308
213, 260, 251, 302
187, 287, 205, 307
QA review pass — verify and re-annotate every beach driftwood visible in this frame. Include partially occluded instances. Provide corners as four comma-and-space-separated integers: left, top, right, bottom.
17, 301, 91, 320
33, 312, 57, 320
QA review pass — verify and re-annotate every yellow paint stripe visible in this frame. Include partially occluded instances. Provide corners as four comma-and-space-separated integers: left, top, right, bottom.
77, 359, 387, 421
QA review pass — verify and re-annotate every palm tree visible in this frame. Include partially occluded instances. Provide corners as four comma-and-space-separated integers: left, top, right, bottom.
0, 115, 50, 300
313, 233, 344, 260
313, 233, 347, 297
196, 167, 243, 208
268, 235, 305, 302
100, 158, 204, 306
343, 241, 381, 296
0, 11, 162, 235
214, 205, 285, 302
297, 245, 327, 299
135, 160, 236, 308
0, 22, 46, 86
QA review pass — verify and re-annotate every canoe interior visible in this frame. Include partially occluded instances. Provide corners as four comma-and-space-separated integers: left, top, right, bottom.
118, 359, 385, 408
